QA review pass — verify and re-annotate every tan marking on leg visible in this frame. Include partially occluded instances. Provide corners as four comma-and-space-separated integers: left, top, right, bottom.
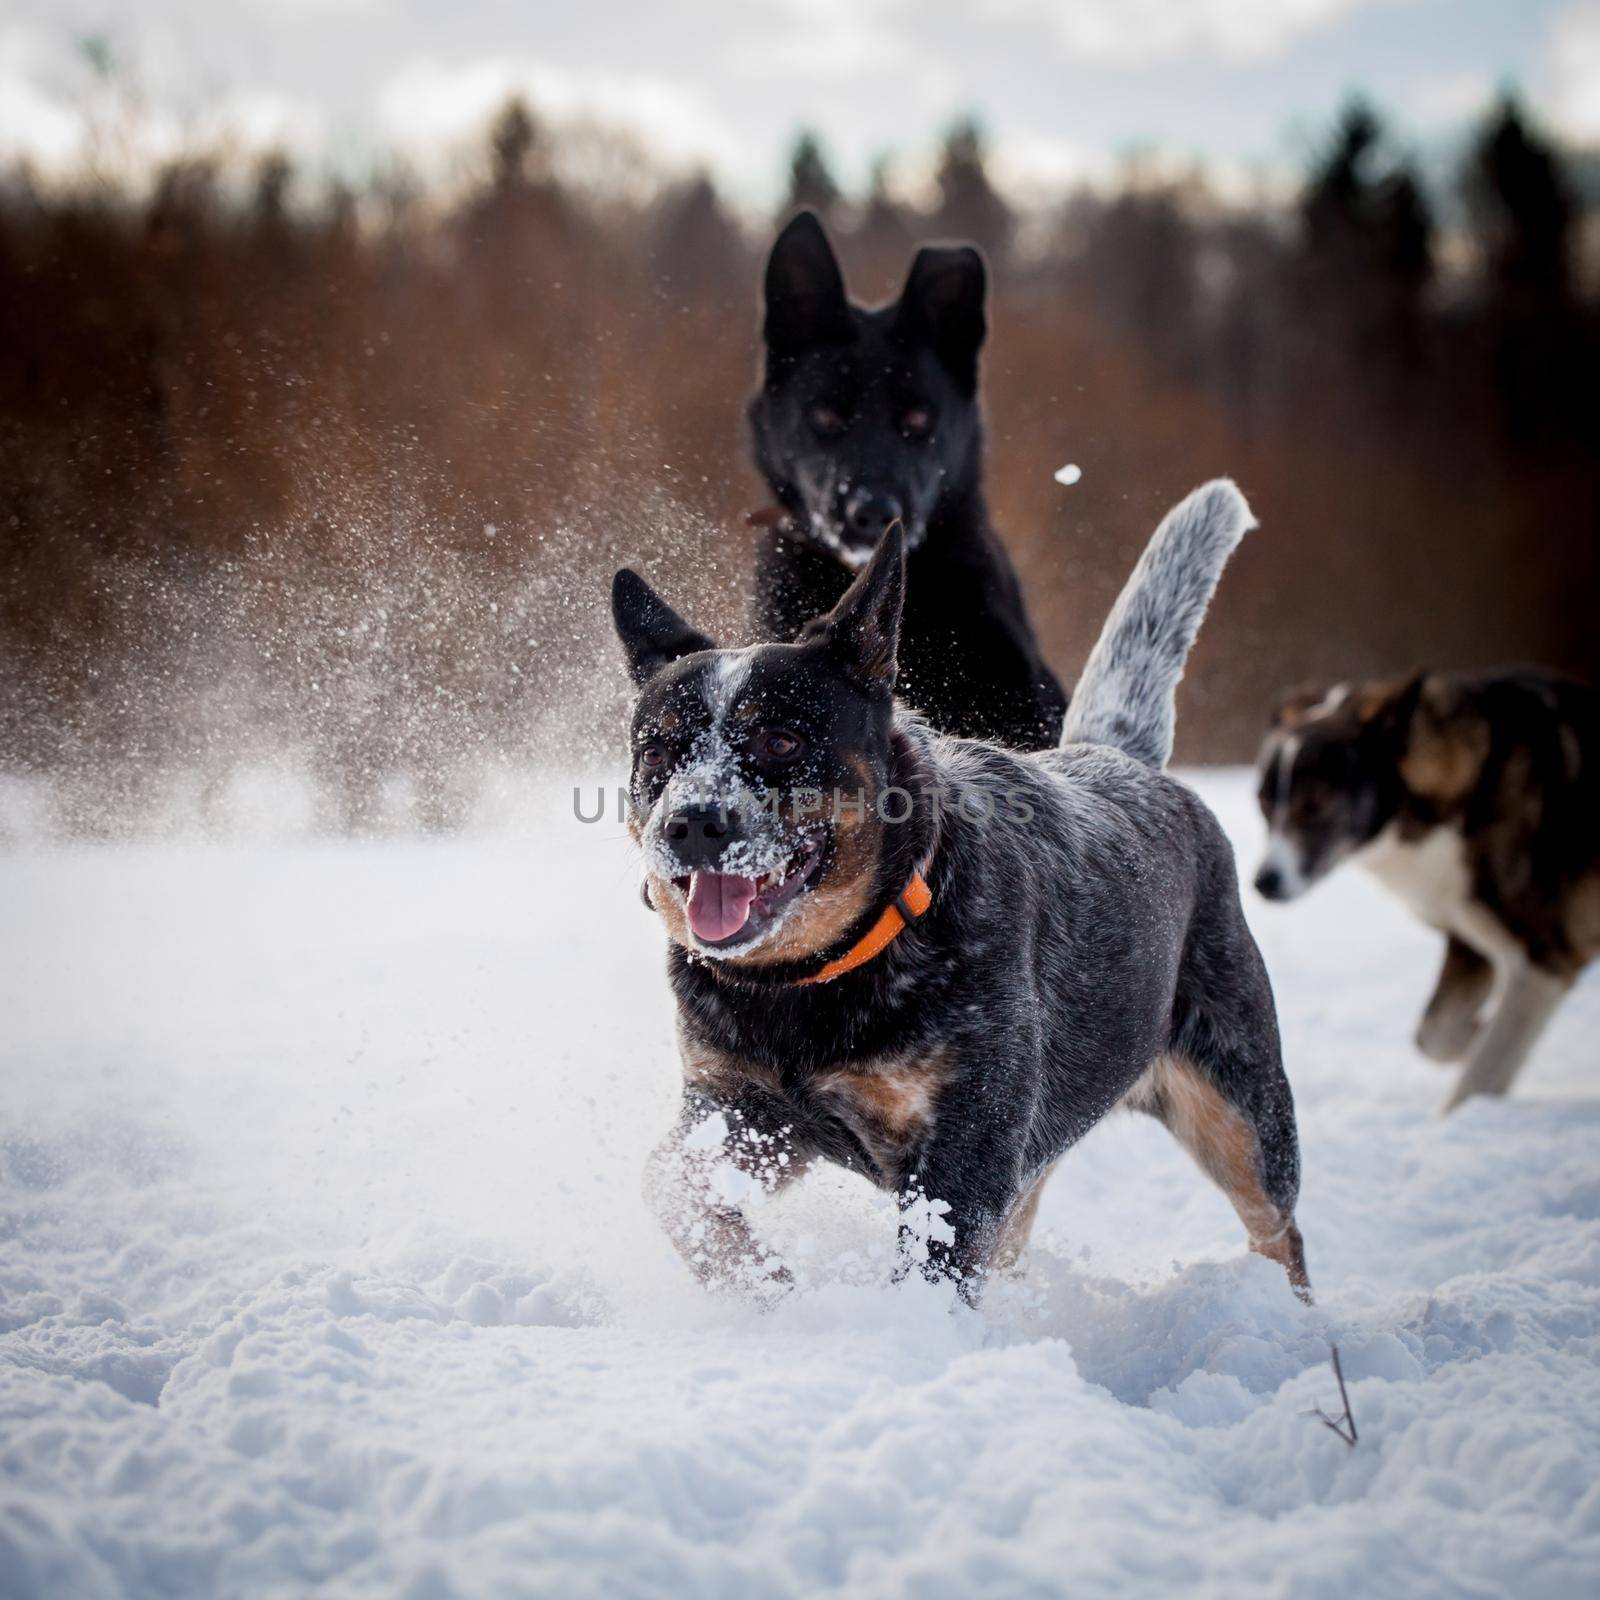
678, 1029, 785, 1100
823, 1065, 938, 1136
993, 1163, 1058, 1274
813, 1050, 952, 1185
1134, 1056, 1310, 1300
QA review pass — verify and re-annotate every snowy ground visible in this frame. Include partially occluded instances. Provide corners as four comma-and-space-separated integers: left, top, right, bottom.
2, 771, 1598, 1600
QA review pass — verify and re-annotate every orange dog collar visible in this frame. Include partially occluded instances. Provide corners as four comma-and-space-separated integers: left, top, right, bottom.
796, 862, 934, 986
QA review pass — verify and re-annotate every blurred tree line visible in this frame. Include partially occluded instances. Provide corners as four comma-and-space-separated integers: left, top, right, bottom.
0, 93, 1594, 832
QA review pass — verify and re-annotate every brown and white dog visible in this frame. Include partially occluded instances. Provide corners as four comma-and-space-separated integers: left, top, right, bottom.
1254, 667, 1599, 1110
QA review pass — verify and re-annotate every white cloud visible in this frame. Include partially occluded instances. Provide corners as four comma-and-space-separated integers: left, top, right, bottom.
374, 57, 738, 176
190, 90, 328, 159
0, 26, 83, 168
726, 0, 909, 79
1547, 1, 1600, 142
988, 130, 1111, 198
1407, 69, 1496, 126
0, 22, 329, 179
985, 0, 1403, 65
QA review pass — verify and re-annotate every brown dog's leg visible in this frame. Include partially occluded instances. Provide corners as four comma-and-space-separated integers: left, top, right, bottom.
1443, 961, 1570, 1111
1136, 1057, 1310, 1301
1417, 936, 1495, 1063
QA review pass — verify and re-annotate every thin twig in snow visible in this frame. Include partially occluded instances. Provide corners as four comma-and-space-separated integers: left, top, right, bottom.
1305, 1344, 1358, 1447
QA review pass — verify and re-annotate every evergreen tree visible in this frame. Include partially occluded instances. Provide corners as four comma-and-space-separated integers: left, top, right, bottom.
1299, 99, 1433, 383
933, 115, 1011, 261
490, 98, 540, 194
784, 131, 840, 219
1470, 96, 1572, 300
1466, 97, 1581, 444
856, 155, 915, 288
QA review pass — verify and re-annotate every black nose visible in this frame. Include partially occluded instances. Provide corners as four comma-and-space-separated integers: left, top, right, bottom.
844, 490, 903, 543
1254, 866, 1284, 901
664, 801, 743, 870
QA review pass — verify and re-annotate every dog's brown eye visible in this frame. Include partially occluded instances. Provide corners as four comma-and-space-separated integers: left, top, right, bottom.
758, 729, 804, 762
639, 741, 668, 770
901, 406, 934, 438
808, 404, 846, 437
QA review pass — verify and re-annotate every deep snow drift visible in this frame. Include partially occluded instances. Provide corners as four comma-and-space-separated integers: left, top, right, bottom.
2, 772, 1597, 1599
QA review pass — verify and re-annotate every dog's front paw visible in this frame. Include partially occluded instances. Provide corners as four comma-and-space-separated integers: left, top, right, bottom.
890, 1247, 982, 1307
707, 1256, 795, 1310
749, 1261, 797, 1309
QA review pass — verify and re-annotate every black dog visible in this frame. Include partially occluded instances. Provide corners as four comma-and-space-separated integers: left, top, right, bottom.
746, 211, 1067, 751
613, 480, 1307, 1304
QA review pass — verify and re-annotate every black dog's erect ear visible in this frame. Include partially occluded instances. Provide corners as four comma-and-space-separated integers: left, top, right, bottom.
611, 569, 716, 686
764, 211, 851, 354
812, 522, 905, 694
896, 244, 986, 388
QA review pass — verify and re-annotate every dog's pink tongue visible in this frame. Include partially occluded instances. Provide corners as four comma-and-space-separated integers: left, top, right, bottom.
686, 872, 759, 943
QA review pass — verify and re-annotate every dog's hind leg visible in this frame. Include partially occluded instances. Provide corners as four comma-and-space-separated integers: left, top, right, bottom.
1416, 936, 1495, 1063
1132, 1051, 1310, 1302
1442, 960, 1569, 1111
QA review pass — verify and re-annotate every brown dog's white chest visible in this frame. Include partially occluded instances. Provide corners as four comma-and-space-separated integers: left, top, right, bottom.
1357, 822, 1516, 966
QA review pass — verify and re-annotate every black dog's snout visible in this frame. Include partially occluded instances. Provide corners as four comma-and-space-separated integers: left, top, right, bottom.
1254, 865, 1285, 901
844, 490, 903, 543
665, 802, 743, 869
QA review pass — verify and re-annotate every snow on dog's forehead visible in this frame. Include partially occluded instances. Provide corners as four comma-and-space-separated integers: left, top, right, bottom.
635, 640, 829, 741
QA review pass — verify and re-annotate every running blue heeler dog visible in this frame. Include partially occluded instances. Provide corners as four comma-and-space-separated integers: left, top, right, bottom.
745, 211, 1067, 751
613, 480, 1308, 1304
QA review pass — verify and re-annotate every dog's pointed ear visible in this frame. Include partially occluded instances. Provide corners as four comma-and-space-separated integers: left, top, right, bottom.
810, 523, 905, 694
896, 244, 986, 389
611, 569, 716, 686
764, 211, 850, 354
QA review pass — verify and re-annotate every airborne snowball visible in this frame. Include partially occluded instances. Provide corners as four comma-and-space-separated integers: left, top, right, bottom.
1054, 463, 1082, 486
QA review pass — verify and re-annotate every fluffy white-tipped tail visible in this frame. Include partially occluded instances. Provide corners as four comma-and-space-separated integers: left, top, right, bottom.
1060, 478, 1255, 769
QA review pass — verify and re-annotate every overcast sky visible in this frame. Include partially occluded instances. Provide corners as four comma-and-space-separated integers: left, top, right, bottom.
2, 1, 1596, 204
